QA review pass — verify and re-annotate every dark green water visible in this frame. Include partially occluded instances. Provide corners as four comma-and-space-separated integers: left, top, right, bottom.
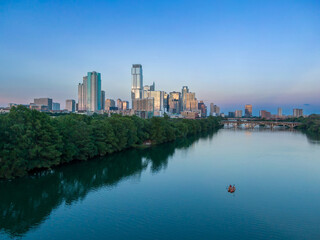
1, 129, 320, 240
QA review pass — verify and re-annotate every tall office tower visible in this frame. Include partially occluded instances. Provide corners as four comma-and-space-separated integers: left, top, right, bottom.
101, 91, 105, 110
185, 92, 198, 111
214, 105, 220, 115
198, 101, 207, 117
278, 107, 283, 117
117, 98, 123, 110
66, 99, 76, 112
181, 86, 189, 111
210, 103, 214, 116
245, 104, 253, 117
53, 102, 60, 111
169, 92, 181, 114
293, 109, 303, 117
34, 98, 53, 110
86, 71, 102, 112
235, 110, 243, 118
163, 92, 169, 112
122, 101, 129, 110
105, 99, 115, 110
131, 64, 143, 104
78, 76, 87, 111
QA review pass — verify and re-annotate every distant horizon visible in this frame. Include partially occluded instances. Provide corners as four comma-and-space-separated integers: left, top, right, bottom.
1, 0, 319, 114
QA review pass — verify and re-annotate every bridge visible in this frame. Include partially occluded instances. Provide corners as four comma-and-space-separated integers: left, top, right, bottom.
222, 119, 302, 129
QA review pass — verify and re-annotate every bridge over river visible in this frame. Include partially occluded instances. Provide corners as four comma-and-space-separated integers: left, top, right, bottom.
222, 119, 302, 129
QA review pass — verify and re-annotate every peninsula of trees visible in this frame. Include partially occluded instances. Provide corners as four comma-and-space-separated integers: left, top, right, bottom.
0, 106, 222, 179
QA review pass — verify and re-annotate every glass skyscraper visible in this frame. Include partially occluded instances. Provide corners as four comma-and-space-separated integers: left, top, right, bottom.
131, 64, 143, 103
78, 71, 102, 112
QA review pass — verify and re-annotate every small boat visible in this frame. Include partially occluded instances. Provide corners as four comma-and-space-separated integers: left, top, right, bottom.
228, 185, 236, 193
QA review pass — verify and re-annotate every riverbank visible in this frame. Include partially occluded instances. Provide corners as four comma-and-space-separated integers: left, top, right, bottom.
298, 114, 320, 134
0, 106, 222, 179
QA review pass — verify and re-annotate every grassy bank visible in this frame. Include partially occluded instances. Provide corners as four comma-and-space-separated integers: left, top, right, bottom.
0, 106, 222, 179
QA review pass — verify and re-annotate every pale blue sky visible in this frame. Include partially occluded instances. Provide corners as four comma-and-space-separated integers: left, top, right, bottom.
0, 0, 319, 114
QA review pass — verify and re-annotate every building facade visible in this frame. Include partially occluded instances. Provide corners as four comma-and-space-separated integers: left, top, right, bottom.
105, 99, 115, 110
293, 109, 303, 118
34, 98, 53, 111
245, 104, 253, 117
66, 99, 76, 112
101, 90, 105, 110
53, 102, 60, 111
235, 110, 242, 118
131, 64, 143, 104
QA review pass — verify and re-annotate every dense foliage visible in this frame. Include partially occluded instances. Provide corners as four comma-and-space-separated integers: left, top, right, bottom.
0, 106, 221, 179
298, 114, 320, 134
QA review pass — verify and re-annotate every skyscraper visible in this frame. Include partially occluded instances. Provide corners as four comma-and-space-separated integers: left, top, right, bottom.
86, 71, 101, 112
66, 99, 76, 112
101, 90, 105, 110
293, 109, 303, 117
78, 76, 87, 111
131, 64, 143, 104
117, 98, 123, 110
181, 86, 189, 111
245, 104, 253, 117
278, 107, 283, 117
198, 101, 207, 117
210, 103, 214, 116
105, 99, 115, 110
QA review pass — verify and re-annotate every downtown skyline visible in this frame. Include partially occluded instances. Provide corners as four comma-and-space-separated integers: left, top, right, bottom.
1, 0, 320, 115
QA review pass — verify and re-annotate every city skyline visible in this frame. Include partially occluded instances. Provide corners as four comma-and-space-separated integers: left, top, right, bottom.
1, 0, 320, 114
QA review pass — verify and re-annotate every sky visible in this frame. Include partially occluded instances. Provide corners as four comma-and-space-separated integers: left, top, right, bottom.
0, 0, 320, 115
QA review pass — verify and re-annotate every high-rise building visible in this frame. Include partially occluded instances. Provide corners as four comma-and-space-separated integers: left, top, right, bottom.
278, 108, 283, 117
245, 104, 253, 117
87, 71, 101, 112
293, 109, 303, 118
260, 110, 271, 119
198, 101, 207, 117
117, 99, 123, 110
131, 64, 143, 104
169, 92, 181, 114
210, 103, 214, 116
105, 99, 115, 110
78, 76, 87, 111
235, 110, 242, 118
122, 101, 129, 110
146, 90, 164, 116
181, 86, 189, 111
53, 102, 60, 111
66, 99, 76, 112
101, 91, 105, 110
163, 92, 169, 112
78, 72, 101, 112
185, 92, 198, 111
34, 98, 53, 111
214, 105, 220, 115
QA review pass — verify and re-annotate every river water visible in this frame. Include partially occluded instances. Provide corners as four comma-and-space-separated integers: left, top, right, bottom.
1, 128, 320, 240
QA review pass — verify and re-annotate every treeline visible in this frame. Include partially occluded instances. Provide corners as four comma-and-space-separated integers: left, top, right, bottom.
0, 106, 222, 179
298, 114, 320, 134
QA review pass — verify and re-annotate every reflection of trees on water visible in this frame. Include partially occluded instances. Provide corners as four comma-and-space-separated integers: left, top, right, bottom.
304, 131, 320, 145
0, 130, 218, 238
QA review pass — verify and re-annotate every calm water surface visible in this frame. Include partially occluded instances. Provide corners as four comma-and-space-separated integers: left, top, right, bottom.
1, 129, 320, 240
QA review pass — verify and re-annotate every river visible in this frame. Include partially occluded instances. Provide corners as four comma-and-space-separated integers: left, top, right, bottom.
1, 128, 320, 240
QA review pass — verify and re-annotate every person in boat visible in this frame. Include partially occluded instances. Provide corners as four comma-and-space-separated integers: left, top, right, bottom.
228, 185, 236, 193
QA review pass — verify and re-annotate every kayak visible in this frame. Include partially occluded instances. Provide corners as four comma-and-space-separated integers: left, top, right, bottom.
228, 186, 236, 193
